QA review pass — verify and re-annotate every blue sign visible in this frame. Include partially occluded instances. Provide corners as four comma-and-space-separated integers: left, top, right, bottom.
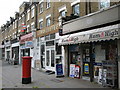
93, 62, 102, 66
25, 41, 33, 47
56, 64, 63, 76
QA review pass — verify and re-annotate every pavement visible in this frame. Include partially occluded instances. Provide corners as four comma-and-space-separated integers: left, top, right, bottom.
1, 60, 117, 89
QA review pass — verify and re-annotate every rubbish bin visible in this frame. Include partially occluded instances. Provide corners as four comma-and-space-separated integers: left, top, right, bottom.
22, 56, 32, 84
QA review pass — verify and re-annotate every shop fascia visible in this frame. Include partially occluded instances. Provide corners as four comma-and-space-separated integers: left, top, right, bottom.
37, 23, 59, 37
20, 33, 33, 49
59, 24, 120, 45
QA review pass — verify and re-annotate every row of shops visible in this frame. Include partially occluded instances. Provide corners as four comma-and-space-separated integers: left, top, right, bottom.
0, 3, 120, 89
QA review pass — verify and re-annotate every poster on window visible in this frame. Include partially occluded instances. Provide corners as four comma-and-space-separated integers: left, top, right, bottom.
74, 65, 80, 79
98, 68, 102, 84
69, 64, 75, 78
84, 63, 89, 74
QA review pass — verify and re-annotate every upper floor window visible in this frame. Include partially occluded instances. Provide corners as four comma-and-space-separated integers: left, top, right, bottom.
31, 7, 35, 18
100, 0, 110, 9
31, 22, 35, 31
39, 21, 43, 29
46, 0, 50, 9
15, 20, 17, 28
46, 17, 51, 27
27, 25, 30, 32
60, 10, 66, 17
27, 10, 30, 21
72, 4, 80, 16
40, 2, 43, 13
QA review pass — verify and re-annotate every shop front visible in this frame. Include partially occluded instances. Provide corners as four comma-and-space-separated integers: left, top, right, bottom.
59, 24, 120, 88
36, 23, 63, 72
20, 33, 33, 65
4, 41, 11, 61
11, 42, 19, 65
0, 44, 5, 60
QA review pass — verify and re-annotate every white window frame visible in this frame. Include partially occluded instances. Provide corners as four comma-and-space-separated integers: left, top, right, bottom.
31, 6, 35, 18
39, 2, 43, 13
22, 14, 25, 24
27, 25, 30, 32
46, 0, 51, 9
39, 18, 43, 29
27, 9, 30, 21
72, 4, 80, 16
31, 22, 35, 31
71, 0, 80, 6
15, 20, 17, 29
40, 21, 43, 30
46, 14, 51, 27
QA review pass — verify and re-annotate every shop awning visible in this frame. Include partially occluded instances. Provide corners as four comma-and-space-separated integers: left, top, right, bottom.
59, 24, 120, 45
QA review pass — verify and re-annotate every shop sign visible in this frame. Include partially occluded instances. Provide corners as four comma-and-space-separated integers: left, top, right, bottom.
84, 63, 89, 74
69, 64, 75, 78
89, 29, 118, 39
56, 64, 63, 76
25, 41, 33, 48
37, 23, 59, 37
62, 36, 79, 43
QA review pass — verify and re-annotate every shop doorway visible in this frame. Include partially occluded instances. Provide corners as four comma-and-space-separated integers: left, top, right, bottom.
45, 47, 55, 71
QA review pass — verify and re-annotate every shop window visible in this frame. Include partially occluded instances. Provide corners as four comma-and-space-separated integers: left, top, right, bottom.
72, 4, 80, 16
99, 0, 110, 9
51, 50, 55, 67
45, 35, 49, 40
46, 51, 50, 66
56, 43, 62, 55
37, 38, 39, 46
41, 44, 45, 55
46, 41, 54, 46
50, 33, 55, 39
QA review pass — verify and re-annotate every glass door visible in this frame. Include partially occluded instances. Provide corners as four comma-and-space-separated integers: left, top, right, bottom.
45, 48, 55, 71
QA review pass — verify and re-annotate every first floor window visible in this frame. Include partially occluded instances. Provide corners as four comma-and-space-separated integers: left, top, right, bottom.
46, 17, 51, 27
100, 0, 110, 9
72, 4, 80, 16
39, 21, 43, 29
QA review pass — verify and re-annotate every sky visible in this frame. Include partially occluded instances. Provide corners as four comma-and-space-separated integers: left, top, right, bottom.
0, 0, 29, 26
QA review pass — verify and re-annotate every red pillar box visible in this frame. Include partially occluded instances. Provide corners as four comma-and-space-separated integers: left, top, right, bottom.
22, 56, 32, 84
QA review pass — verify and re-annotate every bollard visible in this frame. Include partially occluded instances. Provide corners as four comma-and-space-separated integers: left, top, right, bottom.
22, 56, 32, 84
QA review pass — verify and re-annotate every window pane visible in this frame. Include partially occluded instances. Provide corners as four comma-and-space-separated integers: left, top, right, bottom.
60, 10, 66, 17
56, 43, 62, 55
46, 41, 54, 46
51, 50, 54, 67
46, 17, 50, 26
73, 4, 80, 16
100, 0, 110, 9
46, 50, 50, 66
39, 21, 43, 29
40, 3, 43, 13
50, 33, 55, 39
